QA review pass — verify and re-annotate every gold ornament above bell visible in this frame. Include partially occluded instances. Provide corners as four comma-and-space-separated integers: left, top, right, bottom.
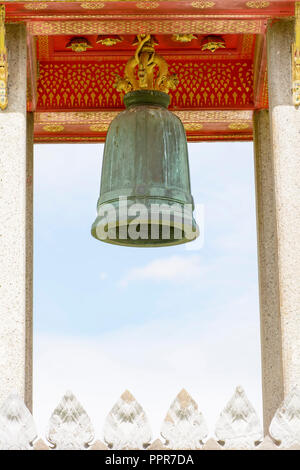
114, 34, 179, 94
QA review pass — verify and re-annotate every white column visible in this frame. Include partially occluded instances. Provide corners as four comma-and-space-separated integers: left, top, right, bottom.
0, 25, 33, 410
253, 109, 284, 432
266, 20, 300, 400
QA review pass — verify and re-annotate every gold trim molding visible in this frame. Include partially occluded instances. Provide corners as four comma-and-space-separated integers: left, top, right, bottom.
228, 122, 249, 130
27, 19, 264, 35
80, 2, 105, 8
191, 1, 215, 8
34, 134, 253, 142
136, 2, 160, 9
35, 110, 253, 125
24, 3, 49, 9
246, 1, 269, 8
0, 4, 7, 111
43, 124, 65, 132
293, 2, 300, 106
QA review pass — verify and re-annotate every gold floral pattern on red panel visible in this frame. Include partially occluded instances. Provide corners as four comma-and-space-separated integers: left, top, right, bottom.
37, 61, 254, 110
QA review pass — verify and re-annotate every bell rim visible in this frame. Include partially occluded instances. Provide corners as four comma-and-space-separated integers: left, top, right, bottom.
91, 216, 199, 248
90, 237, 197, 248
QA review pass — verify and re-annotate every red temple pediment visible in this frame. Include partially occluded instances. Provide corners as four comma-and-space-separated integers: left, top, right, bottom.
3, 0, 296, 142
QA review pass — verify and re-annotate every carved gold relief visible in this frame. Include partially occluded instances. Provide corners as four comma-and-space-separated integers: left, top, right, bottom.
293, 2, 300, 106
43, 124, 64, 132
0, 4, 8, 111
66, 37, 93, 52
172, 34, 197, 43
191, 1, 215, 8
96, 35, 123, 46
201, 35, 226, 53
246, 1, 269, 8
114, 34, 178, 94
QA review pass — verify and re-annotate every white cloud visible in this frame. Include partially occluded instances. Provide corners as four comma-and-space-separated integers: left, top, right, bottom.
32, 141, 262, 446
119, 255, 207, 287
33, 292, 262, 443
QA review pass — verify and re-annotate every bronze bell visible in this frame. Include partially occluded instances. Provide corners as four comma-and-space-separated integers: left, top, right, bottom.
91, 35, 199, 247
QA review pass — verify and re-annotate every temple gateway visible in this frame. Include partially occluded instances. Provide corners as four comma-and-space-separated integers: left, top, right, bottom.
0, 0, 299, 450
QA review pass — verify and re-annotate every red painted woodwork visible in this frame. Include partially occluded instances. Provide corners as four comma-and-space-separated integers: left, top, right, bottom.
3, 1, 296, 141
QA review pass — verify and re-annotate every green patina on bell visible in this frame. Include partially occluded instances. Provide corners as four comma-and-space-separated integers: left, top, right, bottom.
91, 34, 198, 247
91, 90, 199, 247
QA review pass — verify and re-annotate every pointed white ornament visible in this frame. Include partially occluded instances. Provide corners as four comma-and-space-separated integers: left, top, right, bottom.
0, 394, 37, 450
202, 438, 224, 450
34, 438, 49, 450
269, 385, 300, 448
256, 435, 279, 450
89, 439, 108, 450
103, 390, 152, 449
161, 389, 208, 449
148, 439, 167, 450
215, 386, 263, 449
46, 390, 94, 450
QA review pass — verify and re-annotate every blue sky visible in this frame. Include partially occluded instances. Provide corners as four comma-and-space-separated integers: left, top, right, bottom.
33, 141, 262, 440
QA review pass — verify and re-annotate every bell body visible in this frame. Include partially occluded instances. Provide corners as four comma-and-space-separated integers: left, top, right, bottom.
91, 90, 199, 246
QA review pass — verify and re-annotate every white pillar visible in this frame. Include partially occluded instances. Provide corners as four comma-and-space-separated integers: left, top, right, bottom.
0, 25, 33, 410
266, 19, 300, 407
253, 109, 284, 432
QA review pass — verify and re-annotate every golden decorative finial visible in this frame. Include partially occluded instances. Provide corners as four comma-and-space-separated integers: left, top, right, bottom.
293, 2, 300, 106
114, 34, 178, 94
0, 4, 8, 110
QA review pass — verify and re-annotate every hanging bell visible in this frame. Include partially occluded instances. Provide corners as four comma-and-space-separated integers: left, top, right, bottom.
91, 35, 199, 247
